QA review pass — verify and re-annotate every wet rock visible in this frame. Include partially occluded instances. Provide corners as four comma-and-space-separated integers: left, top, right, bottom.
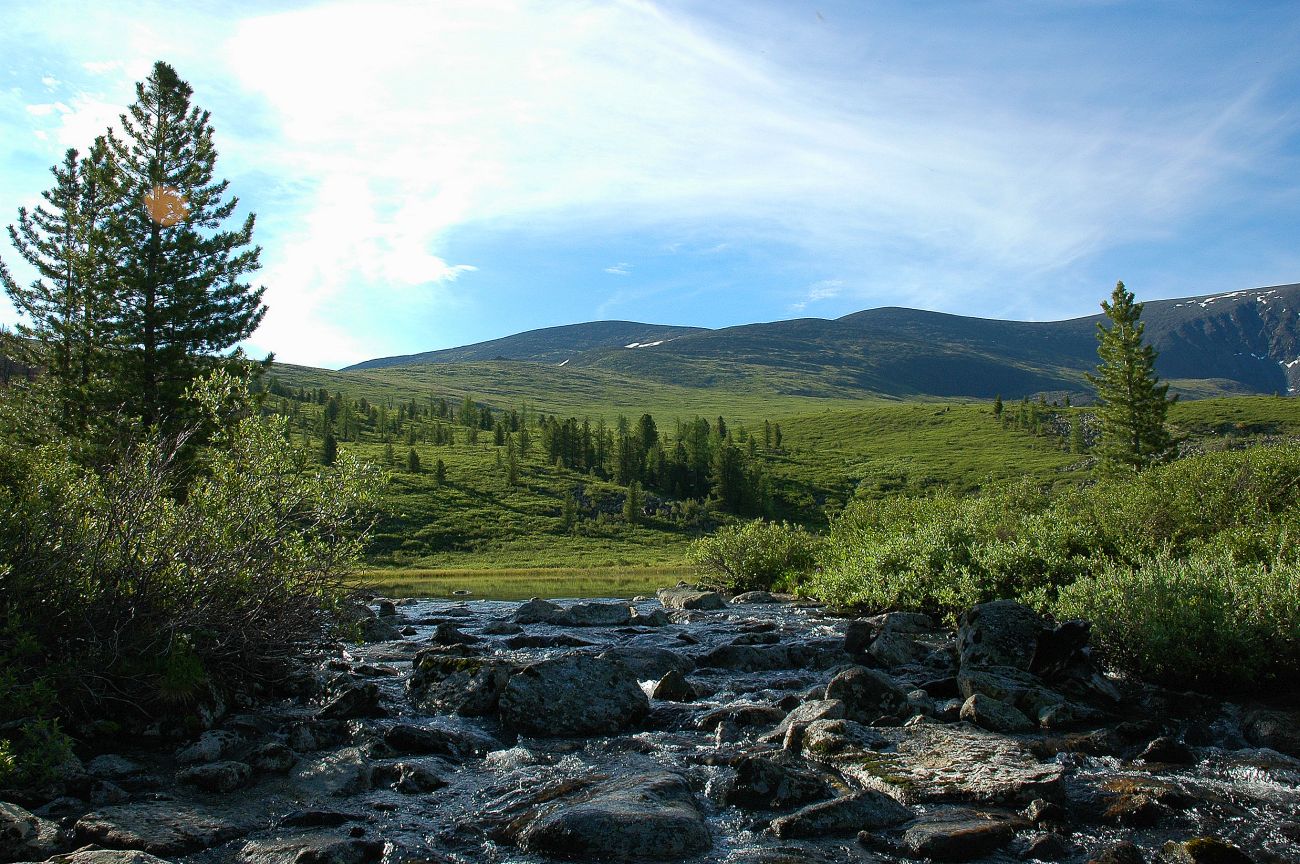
317, 682, 384, 720
0, 802, 40, 861
1100, 777, 1192, 827
769, 790, 912, 838
1089, 841, 1146, 864
824, 666, 910, 723
359, 617, 401, 643
656, 586, 725, 611
869, 629, 932, 667
724, 753, 832, 810
802, 720, 1064, 806
513, 598, 564, 624
75, 803, 250, 855
278, 810, 365, 828
630, 607, 671, 627
85, 755, 145, 779
372, 761, 448, 794
957, 664, 1044, 704
1103, 792, 1167, 827
517, 772, 710, 861
1030, 619, 1092, 678
90, 780, 131, 805
732, 591, 780, 603
374, 599, 397, 617
176, 760, 252, 793
432, 622, 479, 645
407, 647, 513, 716
844, 619, 876, 656
383, 721, 496, 758
1157, 838, 1254, 864
1242, 708, 1300, 758
557, 601, 632, 626
504, 633, 595, 649
1139, 736, 1196, 765
41, 851, 174, 864
251, 742, 297, 773
175, 729, 242, 764
1023, 798, 1066, 824
695, 704, 788, 731
957, 600, 1046, 671
696, 642, 844, 672
764, 699, 847, 744
290, 747, 372, 797
652, 669, 696, 702
899, 807, 1023, 861
480, 620, 523, 635
598, 646, 695, 681
238, 832, 385, 864
1024, 832, 1072, 860
499, 654, 649, 736
961, 693, 1034, 733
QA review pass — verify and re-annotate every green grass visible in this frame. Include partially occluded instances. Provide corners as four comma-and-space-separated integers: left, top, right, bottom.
355, 565, 690, 600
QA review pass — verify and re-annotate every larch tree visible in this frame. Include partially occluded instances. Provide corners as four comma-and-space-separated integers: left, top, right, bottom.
1084, 281, 1176, 471
106, 61, 266, 428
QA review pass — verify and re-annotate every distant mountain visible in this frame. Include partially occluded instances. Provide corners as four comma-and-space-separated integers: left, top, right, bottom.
345, 321, 707, 370
341, 283, 1300, 400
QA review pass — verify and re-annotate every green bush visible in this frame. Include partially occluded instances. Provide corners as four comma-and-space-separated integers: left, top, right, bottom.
689, 520, 821, 592
1053, 550, 1300, 689
0, 371, 383, 742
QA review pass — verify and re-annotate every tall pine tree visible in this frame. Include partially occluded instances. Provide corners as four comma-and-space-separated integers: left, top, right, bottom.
107, 61, 266, 428
1084, 281, 1175, 471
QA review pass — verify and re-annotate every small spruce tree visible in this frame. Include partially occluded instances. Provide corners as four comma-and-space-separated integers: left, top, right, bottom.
1085, 281, 1176, 471
406, 448, 420, 473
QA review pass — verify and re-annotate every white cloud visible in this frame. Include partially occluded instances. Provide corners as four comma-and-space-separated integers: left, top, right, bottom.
40, 75, 59, 89
82, 60, 122, 75
604, 262, 632, 275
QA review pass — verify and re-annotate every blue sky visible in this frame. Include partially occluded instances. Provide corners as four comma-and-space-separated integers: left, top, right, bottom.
2, 1, 1299, 368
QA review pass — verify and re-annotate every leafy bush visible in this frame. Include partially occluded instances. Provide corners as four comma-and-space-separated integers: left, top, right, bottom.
689, 520, 821, 592
0, 372, 383, 744
1053, 550, 1300, 689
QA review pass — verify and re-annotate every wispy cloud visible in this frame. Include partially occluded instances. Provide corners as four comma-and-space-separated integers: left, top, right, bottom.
604, 262, 632, 275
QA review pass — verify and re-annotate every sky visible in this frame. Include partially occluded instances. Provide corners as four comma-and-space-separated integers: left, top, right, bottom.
2, 0, 1299, 369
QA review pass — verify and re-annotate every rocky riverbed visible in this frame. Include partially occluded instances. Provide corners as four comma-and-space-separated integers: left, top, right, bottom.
3, 588, 1299, 864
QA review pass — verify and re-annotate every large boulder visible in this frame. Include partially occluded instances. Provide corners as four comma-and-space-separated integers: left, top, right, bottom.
407, 646, 514, 716
724, 753, 832, 810
768, 790, 912, 838
176, 760, 252, 793
825, 666, 911, 723
656, 586, 725, 611
801, 720, 1064, 806
899, 808, 1024, 861
598, 647, 695, 681
517, 772, 710, 861
499, 655, 649, 736
382, 721, 497, 758
697, 641, 845, 672
957, 600, 1046, 671
289, 747, 372, 797
1242, 709, 1300, 758
0, 802, 41, 861
75, 803, 251, 855
513, 598, 564, 625
556, 602, 633, 627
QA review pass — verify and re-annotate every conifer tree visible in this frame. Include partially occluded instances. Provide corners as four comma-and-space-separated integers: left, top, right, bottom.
434, 458, 447, 486
407, 448, 421, 473
1085, 281, 1175, 471
106, 61, 266, 428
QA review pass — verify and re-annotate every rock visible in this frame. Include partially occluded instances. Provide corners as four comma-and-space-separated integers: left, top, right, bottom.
375, 599, 397, 617
957, 600, 1046, 671
90, 780, 131, 805
630, 608, 671, 627
238, 832, 385, 864
75, 803, 250, 855
372, 761, 448, 794
957, 665, 1044, 704
432, 622, 479, 645
175, 729, 242, 764
825, 666, 911, 723
764, 699, 847, 743
656, 586, 725, 611
85, 755, 145, 779
899, 807, 1023, 861
802, 720, 1064, 806
844, 619, 876, 655
1242, 708, 1300, 758
724, 753, 832, 810
42, 851, 175, 864
1103, 792, 1166, 827
504, 633, 595, 649
0, 802, 39, 860
251, 742, 297, 773
407, 647, 513, 716
1089, 841, 1146, 864
1030, 619, 1092, 677
869, 630, 931, 667
695, 704, 788, 731
513, 598, 564, 624
960, 693, 1034, 733
317, 682, 384, 720
359, 616, 401, 643
557, 602, 632, 626
598, 647, 695, 681
697, 644, 834, 672
1157, 838, 1254, 864
290, 747, 372, 797
732, 591, 779, 603
383, 721, 496, 758
1139, 736, 1195, 765
1025, 832, 1071, 860
176, 760, 252, 793
278, 810, 365, 828
769, 790, 912, 838
1023, 798, 1066, 824
652, 669, 696, 702
499, 655, 650, 736
517, 772, 710, 861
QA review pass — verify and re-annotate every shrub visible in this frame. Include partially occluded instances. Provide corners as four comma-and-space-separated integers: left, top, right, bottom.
0, 371, 383, 741
689, 520, 821, 593
1053, 550, 1300, 689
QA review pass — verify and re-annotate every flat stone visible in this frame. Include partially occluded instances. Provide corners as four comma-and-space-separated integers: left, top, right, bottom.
43, 850, 175, 864
656, 586, 725, 611
317, 683, 383, 720
732, 591, 780, 604
899, 807, 1024, 861
175, 730, 242, 765
383, 721, 496, 758
518, 772, 710, 861
769, 790, 912, 838
960, 693, 1034, 733
176, 760, 252, 793
499, 655, 649, 736
1242, 709, 1300, 758
763, 699, 847, 743
85, 755, 146, 779
0, 802, 40, 860
556, 602, 633, 626
801, 719, 1064, 806
75, 803, 250, 855
290, 747, 372, 797
238, 832, 385, 864
1157, 837, 1254, 864
598, 647, 695, 681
